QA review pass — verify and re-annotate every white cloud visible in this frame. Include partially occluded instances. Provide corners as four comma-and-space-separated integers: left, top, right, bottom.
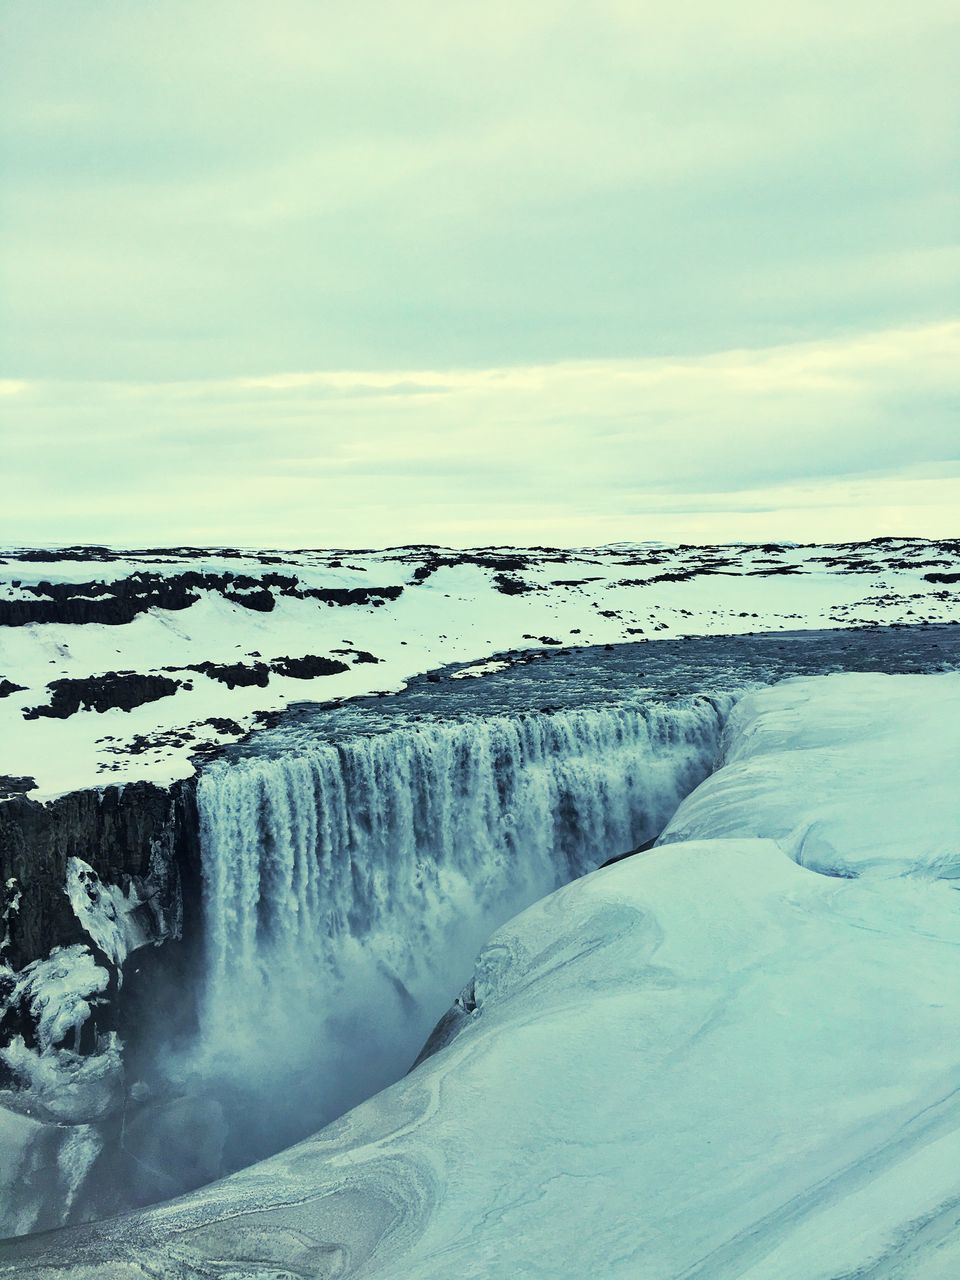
1, 3, 955, 544
2, 322, 956, 546
2, 0, 956, 382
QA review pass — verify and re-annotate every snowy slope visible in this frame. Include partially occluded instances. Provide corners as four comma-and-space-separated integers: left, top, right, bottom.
2, 538, 959, 797
4, 671, 960, 1278
659, 671, 960, 878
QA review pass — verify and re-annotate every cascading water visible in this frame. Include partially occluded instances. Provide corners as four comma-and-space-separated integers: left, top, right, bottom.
7, 628, 960, 1237
193, 694, 733, 1161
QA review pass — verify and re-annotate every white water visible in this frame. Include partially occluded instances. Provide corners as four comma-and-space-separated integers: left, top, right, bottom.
194, 695, 732, 1155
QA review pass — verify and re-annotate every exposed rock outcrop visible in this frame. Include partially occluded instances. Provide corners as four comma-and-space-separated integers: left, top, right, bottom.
0, 782, 197, 975
0, 570, 404, 628
23, 673, 183, 720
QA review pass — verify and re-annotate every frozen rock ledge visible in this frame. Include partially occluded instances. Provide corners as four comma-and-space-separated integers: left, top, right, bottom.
3, 671, 960, 1278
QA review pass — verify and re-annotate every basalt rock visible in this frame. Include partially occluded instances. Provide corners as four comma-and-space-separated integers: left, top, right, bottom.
23, 673, 182, 720
0, 780, 198, 974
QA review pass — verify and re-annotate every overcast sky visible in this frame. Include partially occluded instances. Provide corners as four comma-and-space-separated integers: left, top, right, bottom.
1, 2, 957, 547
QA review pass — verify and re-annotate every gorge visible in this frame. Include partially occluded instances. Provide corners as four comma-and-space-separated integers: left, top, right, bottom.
2, 542, 960, 1249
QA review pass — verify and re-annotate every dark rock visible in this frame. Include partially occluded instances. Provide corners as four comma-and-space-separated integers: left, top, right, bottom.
493, 574, 534, 595
23, 673, 182, 720
271, 655, 350, 679
0, 775, 37, 799
410, 978, 479, 1070
223, 588, 275, 612
599, 836, 659, 868
189, 661, 271, 689
202, 717, 244, 735
0, 570, 403, 627
303, 585, 403, 607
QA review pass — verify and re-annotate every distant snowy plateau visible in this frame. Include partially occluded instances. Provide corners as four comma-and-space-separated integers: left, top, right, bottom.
1, 539, 960, 1277
1, 538, 959, 798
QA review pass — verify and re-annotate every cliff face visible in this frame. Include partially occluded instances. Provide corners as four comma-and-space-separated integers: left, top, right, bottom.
0, 777, 205, 1101
0, 777, 206, 1082
0, 780, 199, 975
0, 778, 207, 1236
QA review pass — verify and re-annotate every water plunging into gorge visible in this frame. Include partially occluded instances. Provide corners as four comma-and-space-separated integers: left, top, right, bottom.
184, 624, 960, 1170
193, 694, 731, 1160
7, 625, 959, 1236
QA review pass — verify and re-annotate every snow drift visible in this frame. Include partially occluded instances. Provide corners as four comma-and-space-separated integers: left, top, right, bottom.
659, 670, 960, 878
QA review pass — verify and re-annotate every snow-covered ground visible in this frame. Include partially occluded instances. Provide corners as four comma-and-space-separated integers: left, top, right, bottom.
4, 670, 960, 1278
1, 538, 959, 798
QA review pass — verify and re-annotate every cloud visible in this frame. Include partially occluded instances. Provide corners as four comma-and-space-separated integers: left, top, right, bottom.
2, 322, 957, 545
0, 4, 955, 544
2, 1, 957, 383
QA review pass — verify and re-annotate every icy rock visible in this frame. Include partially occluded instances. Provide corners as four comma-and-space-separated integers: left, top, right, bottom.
65, 858, 148, 970
0, 1034, 122, 1123
0, 944, 122, 1124
5, 945, 109, 1054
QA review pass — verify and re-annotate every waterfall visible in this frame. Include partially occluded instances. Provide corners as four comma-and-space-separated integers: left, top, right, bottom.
194, 694, 732, 1151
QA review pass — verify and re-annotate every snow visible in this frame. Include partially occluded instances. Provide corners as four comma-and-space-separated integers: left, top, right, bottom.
658, 671, 960, 878
4, 946, 109, 1055
2, 538, 958, 798
65, 858, 147, 970
3, 671, 960, 1276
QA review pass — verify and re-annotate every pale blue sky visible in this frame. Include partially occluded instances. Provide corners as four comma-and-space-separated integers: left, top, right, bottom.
1, 2, 957, 545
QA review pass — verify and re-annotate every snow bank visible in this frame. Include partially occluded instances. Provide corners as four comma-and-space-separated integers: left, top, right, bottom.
4, 671, 960, 1277
659, 670, 960, 878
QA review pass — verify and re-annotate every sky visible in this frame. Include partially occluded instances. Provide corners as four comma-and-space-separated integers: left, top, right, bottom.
1, 1, 957, 548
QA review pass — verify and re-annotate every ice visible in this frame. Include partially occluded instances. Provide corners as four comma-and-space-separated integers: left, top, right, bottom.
65, 859, 147, 971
